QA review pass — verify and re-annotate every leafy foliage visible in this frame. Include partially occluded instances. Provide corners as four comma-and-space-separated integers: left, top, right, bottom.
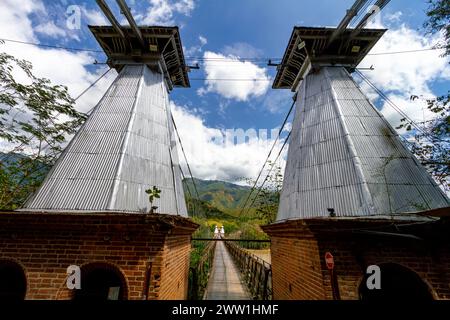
145, 185, 161, 213
184, 176, 274, 251
183, 165, 281, 252
394, 6, 450, 193
0, 153, 50, 210
0, 45, 87, 209
236, 222, 270, 249
185, 196, 235, 219
424, 0, 450, 56
241, 161, 283, 224
183, 177, 252, 214
397, 93, 449, 192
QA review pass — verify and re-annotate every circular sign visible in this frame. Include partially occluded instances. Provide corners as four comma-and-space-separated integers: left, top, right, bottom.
325, 252, 334, 270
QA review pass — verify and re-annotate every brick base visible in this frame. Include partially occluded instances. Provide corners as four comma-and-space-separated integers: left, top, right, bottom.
0, 211, 198, 300
262, 212, 450, 300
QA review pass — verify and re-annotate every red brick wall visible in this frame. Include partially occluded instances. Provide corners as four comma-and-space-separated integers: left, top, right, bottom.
316, 236, 450, 300
158, 234, 192, 299
270, 236, 326, 299
263, 219, 450, 300
0, 212, 197, 300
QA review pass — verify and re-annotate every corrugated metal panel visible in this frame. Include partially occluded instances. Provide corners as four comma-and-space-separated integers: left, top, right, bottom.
277, 66, 449, 221
22, 65, 187, 216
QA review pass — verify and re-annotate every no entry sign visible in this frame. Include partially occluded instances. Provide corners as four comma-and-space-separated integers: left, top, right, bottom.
325, 252, 334, 270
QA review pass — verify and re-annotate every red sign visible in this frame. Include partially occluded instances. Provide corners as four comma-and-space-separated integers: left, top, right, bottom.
325, 252, 334, 270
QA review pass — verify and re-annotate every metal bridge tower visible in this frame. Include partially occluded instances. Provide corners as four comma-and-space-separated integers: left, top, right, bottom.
272, 6, 448, 220
263, 0, 450, 301
22, 0, 190, 215
2, 0, 197, 300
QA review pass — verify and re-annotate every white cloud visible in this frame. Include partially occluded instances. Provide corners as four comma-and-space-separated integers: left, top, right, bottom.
378, 94, 433, 133
358, 12, 450, 127
35, 21, 67, 38
0, 1, 115, 115
0, 0, 44, 42
138, 0, 195, 25
171, 102, 287, 183
263, 90, 293, 114
222, 42, 263, 59
199, 35, 207, 46
184, 35, 207, 57
361, 25, 449, 93
386, 11, 402, 23
173, 0, 195, 15
198, 51, 271, 101
82, 6, 108, 25
218, 100, 230, 116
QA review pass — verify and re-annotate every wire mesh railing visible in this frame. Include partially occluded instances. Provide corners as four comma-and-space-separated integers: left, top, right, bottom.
224, 241, 272, 300
188, 240, 216, 300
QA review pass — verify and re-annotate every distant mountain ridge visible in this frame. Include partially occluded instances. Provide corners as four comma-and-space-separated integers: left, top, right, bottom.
183, 178, 251, 215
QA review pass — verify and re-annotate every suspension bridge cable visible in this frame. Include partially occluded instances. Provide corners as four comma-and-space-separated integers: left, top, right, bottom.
357, 71, 443, 142
1, 37, 444, 59
170, 112, 201, 216
185, 57, 281, 61
355, 69, 446, 144
75, 68, 113, 102
178, 161, 195, 217
243, 131, 291, 217
185, 48, 443, 61
0, 38, 103, 53
366, 48, 443, 56
190, 78, 271, 81
237, 99, 296, 217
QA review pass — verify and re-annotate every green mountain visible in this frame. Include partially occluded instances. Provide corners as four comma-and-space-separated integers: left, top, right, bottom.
183, 178, 271, 250
183, 178, 252, 215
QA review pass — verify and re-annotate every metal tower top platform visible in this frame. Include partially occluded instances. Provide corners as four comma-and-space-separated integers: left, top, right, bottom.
272, 26, 386, 90
90, 25, 189, 89
89, 0, 190, 90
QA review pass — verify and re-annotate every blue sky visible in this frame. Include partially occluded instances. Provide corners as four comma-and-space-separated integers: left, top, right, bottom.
0, 0, 449, 182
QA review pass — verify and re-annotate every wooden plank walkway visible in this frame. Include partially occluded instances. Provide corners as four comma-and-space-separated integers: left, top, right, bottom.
204, 241, 250, 300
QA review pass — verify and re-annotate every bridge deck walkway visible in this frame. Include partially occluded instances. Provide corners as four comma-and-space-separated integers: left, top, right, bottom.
204, 241, 250, 300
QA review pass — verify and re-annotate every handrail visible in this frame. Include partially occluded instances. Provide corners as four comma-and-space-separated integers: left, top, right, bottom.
192, 238, 270, 242
188, 240, 216, 300
224, 241, 272, 300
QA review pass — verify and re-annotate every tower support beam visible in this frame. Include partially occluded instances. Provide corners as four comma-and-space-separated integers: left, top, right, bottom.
116, 0, 146, 49
328, 0, 368, 45
95, 0, 126, 39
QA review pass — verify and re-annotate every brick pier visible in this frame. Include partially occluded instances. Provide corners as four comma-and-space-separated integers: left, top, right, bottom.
0, 211, 198, 300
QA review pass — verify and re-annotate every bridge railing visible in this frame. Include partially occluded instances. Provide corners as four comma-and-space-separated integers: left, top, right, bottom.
188, 240, 216, 300
224, 241, 272, 300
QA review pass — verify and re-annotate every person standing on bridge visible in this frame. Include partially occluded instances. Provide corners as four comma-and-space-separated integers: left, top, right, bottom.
214, 225, 219, 239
